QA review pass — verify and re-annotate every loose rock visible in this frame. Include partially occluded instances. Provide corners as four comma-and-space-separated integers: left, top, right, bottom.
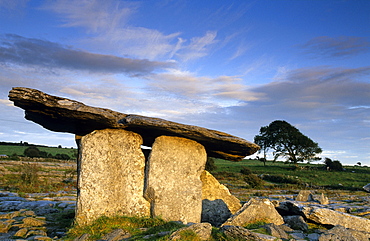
201, 170, 242, 226
222, 198, 284, 227
169, 223, 212, 240
295, 190, 314, 202
302, 206, 370, 233
220, 225, 264, 240
364, 183, 370, 193
283, 215, 308, 232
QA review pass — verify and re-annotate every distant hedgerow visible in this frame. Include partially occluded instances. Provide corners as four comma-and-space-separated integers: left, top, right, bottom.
262, 174, 302, 185
244, 174, 264, 188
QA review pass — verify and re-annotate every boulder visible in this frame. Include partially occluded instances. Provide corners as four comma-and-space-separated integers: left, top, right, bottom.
201, 199, 232, 227
8, 87, 259, 161
295, 190, 314, 202
262, 223, 290, 240
169, 223, 212, 240
318, 225, 370, 241
302, 206, 370, 233
283, 215, 308, 232
220, 225, 264, 241
222, 198, 284, 227
275, 201, 305, 216
200, 170, 242, 226
144, 136, 207, 224
75, 129, 150, 225
315, 193, 329, 205
363, 183, 370, 192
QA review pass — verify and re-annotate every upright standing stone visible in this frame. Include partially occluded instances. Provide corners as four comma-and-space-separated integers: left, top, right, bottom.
144, 136, 207, 224
75, 129, 150, 225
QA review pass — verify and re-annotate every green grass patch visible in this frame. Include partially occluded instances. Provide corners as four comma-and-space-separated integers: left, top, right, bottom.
65, 216, 185, 240
0, 145, 77, 158
211, 159, 370, 191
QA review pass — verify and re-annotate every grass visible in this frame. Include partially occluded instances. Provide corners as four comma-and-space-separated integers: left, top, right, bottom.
64, 215, 243, 241
65, 216, 185, 240
211, 159, 370, 191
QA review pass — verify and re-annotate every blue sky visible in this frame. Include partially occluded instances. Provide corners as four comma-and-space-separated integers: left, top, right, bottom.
0, 0, 369, 165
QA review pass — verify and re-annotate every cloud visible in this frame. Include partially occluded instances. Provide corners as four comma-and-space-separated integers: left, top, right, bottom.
40, 0, 135, 33
301, 36, 370, 58
175, 31, 218, 61
0, 99, 13, 106
0, 0, 28, 11
41, 0, 219, 61
0, 34, 175, 76
150, 69, 264, 103
266, 66, 370, 109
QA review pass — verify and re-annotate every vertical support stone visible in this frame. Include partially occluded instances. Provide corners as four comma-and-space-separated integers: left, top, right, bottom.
144, 135, 207, 224
75, 129, 150, 226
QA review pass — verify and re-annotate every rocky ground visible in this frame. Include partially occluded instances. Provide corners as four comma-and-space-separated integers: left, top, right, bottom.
1, 160, 369, 240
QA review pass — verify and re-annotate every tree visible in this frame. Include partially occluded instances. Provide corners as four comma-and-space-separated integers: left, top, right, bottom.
324, 157, 343, 171
254, 127, 270, 166
24, 146, 41, 158
254, 120, 322, 166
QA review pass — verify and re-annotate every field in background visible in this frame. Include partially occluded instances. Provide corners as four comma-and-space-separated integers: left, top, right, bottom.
0, 143, 369, 194
0, 144, 77, 157
211, 158, 370, 193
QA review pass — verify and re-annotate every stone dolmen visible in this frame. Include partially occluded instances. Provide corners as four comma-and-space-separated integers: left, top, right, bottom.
9, 87, 259, 226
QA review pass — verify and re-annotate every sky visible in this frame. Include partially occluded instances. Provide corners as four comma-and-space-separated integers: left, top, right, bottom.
0, 0, 369, 165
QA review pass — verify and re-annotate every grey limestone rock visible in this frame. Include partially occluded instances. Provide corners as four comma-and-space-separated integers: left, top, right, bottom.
201, 170, 242, 213
220, 225, 264, 240
363, 183, 370, 192
200, 170, 242, 226
318, 225, 370, 241
75, 129, 150, 225
262, 223, 290, 240
295, 190, 314, 202
169, 223, 212, 240
315, 193, 329, 205
222, 198, 284, 227
302, 206, 370, 233
283, 215, 308, 231
144, 136, 207, 224
8, 87, 259, 161
201, 199, 232, 227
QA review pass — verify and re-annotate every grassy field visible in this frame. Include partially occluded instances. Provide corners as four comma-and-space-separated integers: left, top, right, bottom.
0, 145, 77, 157
211, 158, 370, 191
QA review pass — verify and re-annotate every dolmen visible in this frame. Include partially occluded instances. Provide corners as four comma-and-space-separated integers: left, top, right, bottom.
8, 87, 259, 226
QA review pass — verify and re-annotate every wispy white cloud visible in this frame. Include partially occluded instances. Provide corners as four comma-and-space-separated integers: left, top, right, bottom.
0, 0, 28, 11
41, 0, 135, 33
175, 31, 218, 61
150, 69, 264, 103
41, 0, 220, 62
301, 36, 370, 58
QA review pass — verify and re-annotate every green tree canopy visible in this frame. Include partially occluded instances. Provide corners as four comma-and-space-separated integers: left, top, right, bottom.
24, 146, 41, 158
254, 120, 322, 165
